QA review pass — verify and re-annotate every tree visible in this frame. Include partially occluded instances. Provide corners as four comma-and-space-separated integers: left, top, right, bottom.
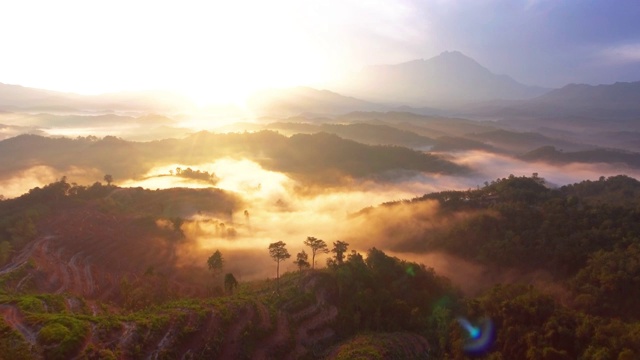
268, 241, 290, 292
331, 240, 349, 266
171, 217, 184, 236
295, 250, 310, 272
207, 250, 224, 278
304, 236, 328, 269
224, 273, 238, 294
104, 174, 113, 186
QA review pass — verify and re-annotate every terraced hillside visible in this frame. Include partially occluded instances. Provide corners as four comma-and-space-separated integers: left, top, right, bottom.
0, 180, 446, 359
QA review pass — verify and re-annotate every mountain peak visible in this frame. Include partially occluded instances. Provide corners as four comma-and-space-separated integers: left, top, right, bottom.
438, 50, 468, 58
340, 51, 547, 106
401, 51, 475, 67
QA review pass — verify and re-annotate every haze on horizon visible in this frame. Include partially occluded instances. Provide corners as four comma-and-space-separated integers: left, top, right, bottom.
2, 0, 640, 105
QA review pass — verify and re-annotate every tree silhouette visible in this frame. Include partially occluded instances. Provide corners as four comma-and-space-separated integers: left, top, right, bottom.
304, 236, 328, 269
295, 250, 310, 272
268, 241, 291, 292
224, 273, 238, 295
207, 250, 224, 278
331, 240, 349, 266
103, 174, 113, 186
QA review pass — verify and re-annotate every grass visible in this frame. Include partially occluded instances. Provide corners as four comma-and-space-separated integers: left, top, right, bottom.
0, 317, 32, 359
35, 315, 88, 360
0, 270, 318, 359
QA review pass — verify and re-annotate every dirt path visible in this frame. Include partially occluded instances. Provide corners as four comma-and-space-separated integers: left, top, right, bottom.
54, 250, 72, 294
68, 251, 84, 294
66, 297, 82, 313
15, 273, 33, 292
117, 322, 137, 353
253, 310, 291, 360
0, 235, 53, 275
147, 325, 176, 360
0, 304, 37, 345
218, 305, 255, 360
83, 256, 95, 296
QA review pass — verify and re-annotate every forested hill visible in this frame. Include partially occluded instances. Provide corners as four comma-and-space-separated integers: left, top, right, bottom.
355, 174, 640, 358
0, 132, 467, 186
1, 176, 640, 358
520, 145, 640, 168
394, 175, 640, 277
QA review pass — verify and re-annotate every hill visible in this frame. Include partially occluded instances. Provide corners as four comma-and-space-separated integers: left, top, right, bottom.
3, 176, 640, 358
0, 132, 468, 187
525, 81, 640, 118
482, 81, 640, 122
338, 111, 497, 137
520, 146, 640, 168
0, 181, 456, 358
247, 87, 387, 117
223, 122, 435, 148
467, 129, 592, 154
0, 82, 194, 113
338, 51, 548, 106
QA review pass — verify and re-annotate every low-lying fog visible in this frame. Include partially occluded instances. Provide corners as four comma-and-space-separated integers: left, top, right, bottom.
3, 148, 639, 293
83, 155, 640, 284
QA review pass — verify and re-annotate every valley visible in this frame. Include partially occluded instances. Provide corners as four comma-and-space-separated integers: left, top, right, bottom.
1, 24, 640, 357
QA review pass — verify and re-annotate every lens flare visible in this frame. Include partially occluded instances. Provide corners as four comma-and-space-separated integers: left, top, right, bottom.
457, 317, 494, 355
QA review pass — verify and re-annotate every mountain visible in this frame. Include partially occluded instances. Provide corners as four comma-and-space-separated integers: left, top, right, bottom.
0, 132, 468, 186
338, 111, 497, 137
337, 51, 549, 107
507, 81, 640, 119
467, 129, 592, 154
221, 121, 435, 148
0, 82, 194, 113
519, 145, 640, 168
471, 81, 640, 136
247, 86, 388, 117
0, 82, 74, 110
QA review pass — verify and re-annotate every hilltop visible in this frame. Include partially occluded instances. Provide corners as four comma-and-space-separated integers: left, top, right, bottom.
1, 175, 640, 358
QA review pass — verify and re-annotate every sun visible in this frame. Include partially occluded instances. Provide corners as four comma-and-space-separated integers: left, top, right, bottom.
0, 1, 335, 107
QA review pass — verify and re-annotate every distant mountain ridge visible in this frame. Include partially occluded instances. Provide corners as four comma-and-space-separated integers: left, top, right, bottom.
338, 51, 549, 107
0, 82, 194, 113
484, 81, 640, 121
246, 86, 387, 117
527, 81, 640, 116
520, 145, 640, 168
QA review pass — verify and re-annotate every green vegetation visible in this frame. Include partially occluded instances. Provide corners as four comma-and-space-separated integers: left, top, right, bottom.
332, 332, 430, 360
172, 166, 219, 184
1, 175, 640, 358
368, 174, 640, 358
295, 249, 311, 271
0, 317, 31, 359
207, 250, 225, 278
0, 132, 468, 187
268, 241, 291, 292
304, 236, 329, 270
520, 145, 640, 168
37, 316, 87, 360
406, 175, 640, 278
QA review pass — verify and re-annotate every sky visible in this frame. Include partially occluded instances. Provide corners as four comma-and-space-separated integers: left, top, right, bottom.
1, 0, 640, 104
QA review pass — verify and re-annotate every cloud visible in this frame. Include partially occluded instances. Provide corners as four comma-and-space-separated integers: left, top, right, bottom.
599, 43, 640, 64
150, 154, 640, 286
447, 150, 640, 187
0, 165, 103, 198
4, 154, 639, 291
